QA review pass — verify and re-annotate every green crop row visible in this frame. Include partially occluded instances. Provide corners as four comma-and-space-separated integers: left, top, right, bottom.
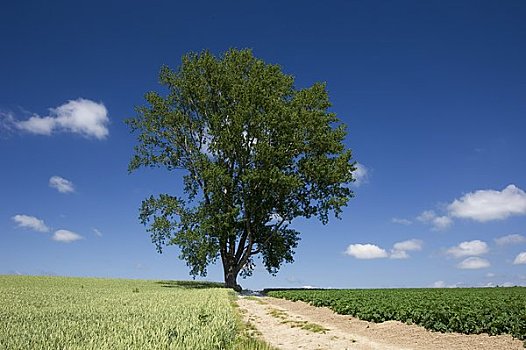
267, 287, 526, 342
0, 276, 272, 350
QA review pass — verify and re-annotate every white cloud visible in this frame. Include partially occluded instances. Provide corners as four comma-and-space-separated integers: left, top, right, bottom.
430, 280, 462, 288
15, 98, 109, 139
352, 163, 369, 186
52, 229, 83, 243
417, 210, 452, 230
433, 216, 453, 230
457, 257, 490, 269
393, 239, 423, 251
345, 243, 388, 259
390, 250, 409, 259
347, 240, 423, 260
513, 252, 526, 265
12, 214, 50, 232
0, 111, 16, 135
49, 176, 75, 193
93, 228, 103, 237
448, 185, 526, 222
417, 210, 435, 222
446, 240, 489, 258
486, 272, 495, 278
495, 234, 526, 246
391, 218, 412, 225
432, 280, 446, 288
390, 239, 423, 259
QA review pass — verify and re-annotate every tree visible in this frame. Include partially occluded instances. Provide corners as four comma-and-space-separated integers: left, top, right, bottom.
127, 49, 355, 291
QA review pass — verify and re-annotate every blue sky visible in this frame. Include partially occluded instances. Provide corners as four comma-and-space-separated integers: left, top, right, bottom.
1, 0, 525, 289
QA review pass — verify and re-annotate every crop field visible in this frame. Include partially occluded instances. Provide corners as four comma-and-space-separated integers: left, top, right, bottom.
0, 276, 271, 350
266, 287, 526, 343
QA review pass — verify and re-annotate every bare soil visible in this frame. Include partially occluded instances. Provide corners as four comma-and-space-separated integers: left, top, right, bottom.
237, 295, 523, 350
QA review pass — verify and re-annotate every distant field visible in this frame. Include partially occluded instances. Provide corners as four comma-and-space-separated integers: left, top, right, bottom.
266, 287, 526, 343
0, 276, 271, 350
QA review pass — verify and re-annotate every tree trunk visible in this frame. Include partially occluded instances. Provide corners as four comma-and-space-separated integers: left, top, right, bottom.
223, 260, 242, 292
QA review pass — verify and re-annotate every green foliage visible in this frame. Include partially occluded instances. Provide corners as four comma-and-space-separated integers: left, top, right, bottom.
267, 287, 526, 342
0, 275, 270, 350
127, 48, 354, 286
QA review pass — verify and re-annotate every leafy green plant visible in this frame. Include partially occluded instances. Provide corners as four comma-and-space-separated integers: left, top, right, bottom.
267, 287, 526, 342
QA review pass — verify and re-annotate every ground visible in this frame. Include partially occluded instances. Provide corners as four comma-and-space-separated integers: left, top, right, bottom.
237, 295, 523, 350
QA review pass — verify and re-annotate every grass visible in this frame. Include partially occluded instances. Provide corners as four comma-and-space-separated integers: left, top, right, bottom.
0, 275, 273, 350
267, 307, 329, 334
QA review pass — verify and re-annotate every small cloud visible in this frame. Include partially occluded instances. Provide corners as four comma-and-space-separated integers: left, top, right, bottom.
12, 214, 50, 232
457, 257, 490, 269
513, 252, 526, 265
302, 285, 315, 289
52, 229, 83, 243
446, 240, 489, 258
390, 250, 409, 259
432, 280, 446, 288
14, 98, 109, 139
417, 210, 452, 231
352, 163, 369, 187
430, 280, 461, 288
448, 184, 526, 222
391, 218, 412, 225
390, 239, 423, 259
0, 111, 16, 136
7, 270, 23, 275
393, 239, 423, 252
346, 240, 423, 260
480, 282, 496, 288
49, 176, 75, 193
486, 272, 496, 278
495, 234, 526, 246
345, 243, 388, 259
417, 210, 436, 222
92, 228, 103, 237
433, 216, 453, 230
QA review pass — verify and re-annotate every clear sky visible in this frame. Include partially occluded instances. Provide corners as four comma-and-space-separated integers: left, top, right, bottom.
1, 0, 525, 289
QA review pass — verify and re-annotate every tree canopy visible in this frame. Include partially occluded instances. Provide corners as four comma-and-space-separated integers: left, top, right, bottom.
127, 49, 355, 291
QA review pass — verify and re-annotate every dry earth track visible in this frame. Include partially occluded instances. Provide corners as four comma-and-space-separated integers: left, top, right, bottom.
237, 295, 523, 350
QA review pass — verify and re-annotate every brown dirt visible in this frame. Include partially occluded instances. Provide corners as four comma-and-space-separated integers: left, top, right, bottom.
237, 296, 523, 350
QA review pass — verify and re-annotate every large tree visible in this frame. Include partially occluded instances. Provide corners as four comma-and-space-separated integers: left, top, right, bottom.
127, 49, 355, 291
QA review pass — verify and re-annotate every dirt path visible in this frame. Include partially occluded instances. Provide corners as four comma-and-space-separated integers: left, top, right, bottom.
237, 296, 523, 350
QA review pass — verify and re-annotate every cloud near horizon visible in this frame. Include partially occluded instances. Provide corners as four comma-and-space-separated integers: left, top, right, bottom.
14, 98, 109, 139
49, 176, 75, 193
12, 214, 50, 232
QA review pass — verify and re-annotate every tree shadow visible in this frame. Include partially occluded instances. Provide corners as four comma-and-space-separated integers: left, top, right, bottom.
156, 280, 226, 289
